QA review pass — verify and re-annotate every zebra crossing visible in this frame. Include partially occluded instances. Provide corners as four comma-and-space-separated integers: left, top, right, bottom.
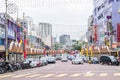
0, 72, 120, 79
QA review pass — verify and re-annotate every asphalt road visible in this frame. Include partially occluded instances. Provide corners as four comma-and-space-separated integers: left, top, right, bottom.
0, 60, 120, 80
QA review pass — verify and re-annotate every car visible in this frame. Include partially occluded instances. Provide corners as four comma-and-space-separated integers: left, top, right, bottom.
91, 57, 99, 64
72, 57, 84, 64
61, 54, 68, 62
68, 55, 75, 61
35, 59, 41, 67
55, 54, 62, 60
40, 57, 48, 66
100, 55, 119, 65
47, 56, 56, 63
25, 58, 37, 68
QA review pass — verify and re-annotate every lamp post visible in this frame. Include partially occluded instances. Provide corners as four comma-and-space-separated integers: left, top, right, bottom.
5, 0, 8, 61
107, 15, 113, 50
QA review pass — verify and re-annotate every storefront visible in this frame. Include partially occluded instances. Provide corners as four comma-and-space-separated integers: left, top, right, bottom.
0, 17, 5, 60
100, 46, 110, 55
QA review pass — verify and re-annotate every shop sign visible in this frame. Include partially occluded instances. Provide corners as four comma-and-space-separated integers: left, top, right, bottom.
7, 28, 15, 39
0, 26, 5, 38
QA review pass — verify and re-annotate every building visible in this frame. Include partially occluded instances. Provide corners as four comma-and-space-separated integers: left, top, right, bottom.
87, 15, 94, 46
59, 35, 70, 44
39, 23, 52, 47
93, 0, 120, 47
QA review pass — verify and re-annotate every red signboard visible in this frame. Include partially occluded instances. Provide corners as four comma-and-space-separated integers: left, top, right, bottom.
117, 23, 120, 42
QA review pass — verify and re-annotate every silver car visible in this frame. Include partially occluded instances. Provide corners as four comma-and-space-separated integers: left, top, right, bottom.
72, 58, 84, 64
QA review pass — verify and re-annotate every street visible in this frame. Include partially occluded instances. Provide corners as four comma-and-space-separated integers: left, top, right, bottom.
0, 60, 120, 80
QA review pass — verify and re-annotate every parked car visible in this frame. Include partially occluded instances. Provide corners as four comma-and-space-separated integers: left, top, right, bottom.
91, 57, 99, 64
35, 59, 41, 67
100, 55, 119, 65
61, 54, 68, 62
68, 55, 75, 61
55, 54, 62, 60
47, 56, 56, 63
72, 57, 84, 64
40, 57, 48, 66
25, 58, 37, 68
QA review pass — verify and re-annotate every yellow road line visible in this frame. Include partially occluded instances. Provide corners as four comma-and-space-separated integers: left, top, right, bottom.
84, 73, 94, 77
114, 73, 120, 76
55, 74, 68, 77
99, 73, 108, 77
0, 74, 15, 78
11, 73, 31, 78
70, 73, 81, 77
41, 74, 54, 78
26, 74, 42, 78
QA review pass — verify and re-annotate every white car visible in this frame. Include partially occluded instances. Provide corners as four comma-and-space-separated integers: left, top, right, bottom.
47, 57, 56, 63
61, 54, 68, 62
25, 58, 37, 68
72, 58, 84, 64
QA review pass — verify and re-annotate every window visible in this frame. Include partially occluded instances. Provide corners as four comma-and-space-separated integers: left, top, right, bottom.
109, 0, 114, 3
116, 0, 120, 1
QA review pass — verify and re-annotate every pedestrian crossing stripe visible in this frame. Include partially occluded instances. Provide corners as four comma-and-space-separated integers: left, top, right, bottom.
11, 73, 31, 78
99, 73, 108, 77
84, 73, 94, 77
0, 73, 120, 79
114, 73, 120, 76
41, 74, 54, 78
55, 74, 68, 77
70, 73, 81, 77
0, 74, 15, 78
26, 74, 42, 78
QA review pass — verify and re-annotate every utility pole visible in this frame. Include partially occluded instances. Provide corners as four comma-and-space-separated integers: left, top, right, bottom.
5, 0, 8, 61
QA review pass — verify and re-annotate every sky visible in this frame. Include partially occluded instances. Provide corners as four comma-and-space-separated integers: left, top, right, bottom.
0, 0, 93, 40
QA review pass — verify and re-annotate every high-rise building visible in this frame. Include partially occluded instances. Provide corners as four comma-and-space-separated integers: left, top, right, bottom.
39, 23, 52, 47
93, 0, 120, 47
59, 35, 70, 45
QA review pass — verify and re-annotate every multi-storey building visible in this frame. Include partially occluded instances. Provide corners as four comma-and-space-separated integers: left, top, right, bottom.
39, 23, 52, 47
59, 35, 70, 45
93, 0, 120, 47
87, 15, 94, 46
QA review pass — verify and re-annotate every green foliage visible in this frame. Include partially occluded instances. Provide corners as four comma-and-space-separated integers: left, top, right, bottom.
73, 43, 82, 51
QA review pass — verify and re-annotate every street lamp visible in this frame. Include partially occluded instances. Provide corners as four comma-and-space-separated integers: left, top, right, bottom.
107, 15, 113, 50
5, 0, 8, 61
4, 0, 18, 61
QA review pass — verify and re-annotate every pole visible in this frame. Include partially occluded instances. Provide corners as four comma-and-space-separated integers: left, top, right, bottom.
5, 0, 8, 61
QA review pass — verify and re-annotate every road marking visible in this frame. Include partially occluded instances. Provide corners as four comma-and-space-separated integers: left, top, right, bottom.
99, 73, 108, 77
0, 74, 15, 78
55, 74, 68, 77
41, 74, 54, 78
26, 74, 42, 78
70, 73, 81, 77
11, 73, 31, 78
114, 73, 120, 76
84, 73, 94, 77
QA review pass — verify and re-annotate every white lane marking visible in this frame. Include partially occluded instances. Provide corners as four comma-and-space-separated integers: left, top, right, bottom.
26, 74, 42, 78
0, 74, 15, 78
55, 74, 68, 77
11, 73, 31, 78
114, 73, 120, 76
99, 73, 108, 77
70, 73, 81, 77
84, 71, 94, 77
41, 74, 54, 78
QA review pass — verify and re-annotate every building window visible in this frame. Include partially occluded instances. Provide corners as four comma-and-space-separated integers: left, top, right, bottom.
109, 0, 114, 3
116, 0, 120, 1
